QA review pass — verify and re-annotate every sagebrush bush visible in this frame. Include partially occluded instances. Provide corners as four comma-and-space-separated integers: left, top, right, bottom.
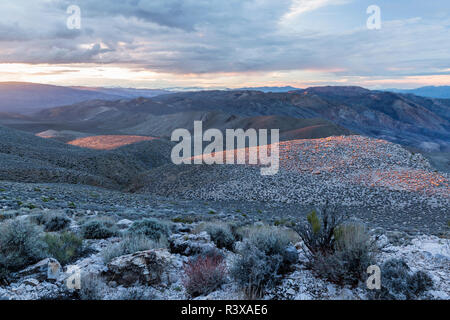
102, 235, 168, 263
370, 259, 434, 300
231, 226, 294, 298
116, 287, 155, 300
128, 218, 170, 241
81, 219, 118, 239
78, 273, 108, 300
293, 206, 376, 285
40, 213, 71, 232
202, 223, 236, 250
312, 224, 376, 285
44, 232, 83, 265
0, 220, 48, 276
183, 250, 227, 297
294, 205, 346, 261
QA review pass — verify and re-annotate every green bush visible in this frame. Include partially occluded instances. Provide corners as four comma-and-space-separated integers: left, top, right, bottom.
294, 205, 346, 261
128, 218, 170, 241
81, 219, 118, 239
312, 223, 377, 285
44, 232, 83, 265
102, 235, 167, 263
0, 220, 48, 276
231, 226, 294, 298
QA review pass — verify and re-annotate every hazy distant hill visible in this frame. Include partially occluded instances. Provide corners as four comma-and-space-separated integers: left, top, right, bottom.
0, 82, 171, 114
387, 86, 450, 99
150, 87, 450, 151
235, 86, 300, 93
3, 85, 449, 153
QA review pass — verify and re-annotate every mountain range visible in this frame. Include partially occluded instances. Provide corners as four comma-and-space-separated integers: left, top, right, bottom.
388, 86, 450, 99
0, 84, 449, 164
0, 82, 171, 114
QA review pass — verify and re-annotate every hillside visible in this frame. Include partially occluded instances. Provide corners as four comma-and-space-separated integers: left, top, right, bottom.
135, 136, 449, 215
19, 86, 448, 153
0, 126, 172, 188
0, 82, 171, 114
388, 86, 450, 99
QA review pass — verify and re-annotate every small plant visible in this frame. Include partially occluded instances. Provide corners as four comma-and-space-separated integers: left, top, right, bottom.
313, 223, 377, 285
183, 250, 227, 297
202, 223, 236, 250
102, 235, 167, 263
44, 232, 83, 265
231, 226, 294, 298
0, 220, 48, 276
128, 218, 170, 241
78, 273, 107, 300
274, 219, 295, 227
81, 219, 117, 239
116, 287, 155, 300
42, 213, 71, 232
369, 259, 433, 300
171, 216, 196, 224
68, 202, 76, 209
294, 204, 346, 263
25, 203, 37, 210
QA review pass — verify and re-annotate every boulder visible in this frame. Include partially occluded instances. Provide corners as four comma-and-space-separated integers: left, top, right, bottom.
22, 278, 39, 287
104, 249, 176, 287
169, 232, 215, 256
284, 245, 299, 265
18, 258, 62, 281
116, 219, 134, 229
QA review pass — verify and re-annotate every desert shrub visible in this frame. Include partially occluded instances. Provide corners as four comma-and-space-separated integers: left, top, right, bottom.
81, 219, 118, 239
231, 226, 294, 298
312, 224, 376, 285
294, 206, 346, 261
78, 273, 108, 300
128, 218, 170, 241
0, 220, 48, 276
43, 232, 83, 265
370, 259, 434, 300
39, 213, 71, 232
183, 250, 227, 297
202, 223, 236, 250
294, 205, 376, 285
116, 287, 155, 300
102, 235, 168, 263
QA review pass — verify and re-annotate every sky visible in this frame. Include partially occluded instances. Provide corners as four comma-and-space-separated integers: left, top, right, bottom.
0, 0, 449, 89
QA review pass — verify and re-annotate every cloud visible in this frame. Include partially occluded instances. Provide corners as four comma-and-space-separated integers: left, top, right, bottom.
282, 0, 349, 19
0, 0, 448, 88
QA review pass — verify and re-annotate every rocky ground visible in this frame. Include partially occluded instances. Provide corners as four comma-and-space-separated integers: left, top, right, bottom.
0, 207, 448, 300
0, 180, 448, 300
